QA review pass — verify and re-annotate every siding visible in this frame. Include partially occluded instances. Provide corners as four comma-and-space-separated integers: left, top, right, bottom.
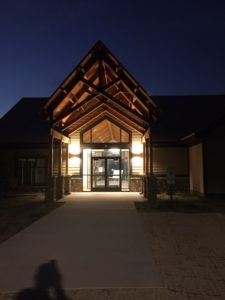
153, 147, 188, 176
204, 123, 225, 194
189, 144, 204, 194
0, 147, 49, 189
131, 131, 143, 175
69, 131, 81, 175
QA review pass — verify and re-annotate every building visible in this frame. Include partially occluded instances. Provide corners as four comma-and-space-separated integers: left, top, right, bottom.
0, 41, 225, 198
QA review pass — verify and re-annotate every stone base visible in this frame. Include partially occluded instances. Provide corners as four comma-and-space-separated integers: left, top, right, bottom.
56, 176, 65, 200
71, 177, 82, 192
143, 175, 157, 203
45, 176, 56, 201
64, 175, 71, 195
130, 177, 142, 192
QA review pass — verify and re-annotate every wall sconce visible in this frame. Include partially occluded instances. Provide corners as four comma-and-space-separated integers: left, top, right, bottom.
132, 143, 143, 155
69, 143, 80, 155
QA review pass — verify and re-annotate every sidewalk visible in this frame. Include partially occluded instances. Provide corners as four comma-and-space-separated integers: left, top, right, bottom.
0, 192, 162, 293
1, 193, 223, 299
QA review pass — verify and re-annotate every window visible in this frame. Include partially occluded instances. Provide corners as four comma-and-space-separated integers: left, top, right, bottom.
82, 119, 130, 144
17, 158, 46, 185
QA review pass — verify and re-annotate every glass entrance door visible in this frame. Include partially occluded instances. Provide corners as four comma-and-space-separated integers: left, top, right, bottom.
92, 158, 105, 189
92, 157, 120, 191
107, 158, 120, 189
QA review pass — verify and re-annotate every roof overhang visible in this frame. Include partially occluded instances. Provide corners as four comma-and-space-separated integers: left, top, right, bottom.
43, 41, 158, 135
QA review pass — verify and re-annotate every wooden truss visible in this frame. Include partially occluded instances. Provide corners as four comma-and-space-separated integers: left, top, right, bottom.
43, 40, 158, 135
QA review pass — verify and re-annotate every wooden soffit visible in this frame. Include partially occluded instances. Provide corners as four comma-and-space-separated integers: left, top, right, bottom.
43, 40, 158, 134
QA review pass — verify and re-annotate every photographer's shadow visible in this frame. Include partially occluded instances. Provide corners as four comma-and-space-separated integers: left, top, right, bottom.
17, 259, 70, 300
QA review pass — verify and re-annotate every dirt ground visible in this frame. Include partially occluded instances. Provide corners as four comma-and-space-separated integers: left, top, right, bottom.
0, 193, 63, 244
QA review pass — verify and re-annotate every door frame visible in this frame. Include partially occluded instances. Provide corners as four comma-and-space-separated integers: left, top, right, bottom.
91, 156, 121, 191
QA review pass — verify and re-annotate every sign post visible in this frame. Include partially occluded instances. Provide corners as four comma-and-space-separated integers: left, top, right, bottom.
167, 169, 176, 201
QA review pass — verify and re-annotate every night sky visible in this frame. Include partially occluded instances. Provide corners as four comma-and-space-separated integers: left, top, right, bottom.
1, 0, 225, 118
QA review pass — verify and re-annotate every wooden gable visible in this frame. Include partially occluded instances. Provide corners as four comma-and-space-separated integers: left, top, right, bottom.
43, 40, 158, 136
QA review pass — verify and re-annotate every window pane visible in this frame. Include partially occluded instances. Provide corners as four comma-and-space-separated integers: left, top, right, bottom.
121, 149, 130, 191
92, 120, 120, 143
17, 158, 45, 186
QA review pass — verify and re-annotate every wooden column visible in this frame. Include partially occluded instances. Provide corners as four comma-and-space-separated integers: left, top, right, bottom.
45, 136, 56, 201
149, 137, 153, 175
66, 143, 69, 175
143, 139, 148, 197
59, 140, 63, 176
145, 139, 149, 175
50, 136, 54, 176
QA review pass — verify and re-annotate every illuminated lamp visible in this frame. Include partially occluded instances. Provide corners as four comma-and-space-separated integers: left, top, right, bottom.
132, 143, 143, 155
69, 143, 80, 155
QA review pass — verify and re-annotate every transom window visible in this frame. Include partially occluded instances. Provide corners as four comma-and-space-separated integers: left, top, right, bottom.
82, 119, 130, 143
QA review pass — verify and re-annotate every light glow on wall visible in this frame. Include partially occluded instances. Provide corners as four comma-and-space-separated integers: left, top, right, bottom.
69, 157, 80, 169
132, 156, 143, 174
132, 143, 143, 155
69, 143, 80, 155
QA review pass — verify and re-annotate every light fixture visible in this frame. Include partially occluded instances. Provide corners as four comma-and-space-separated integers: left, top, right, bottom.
69, 143, 80, 155
132, 143, 143, 155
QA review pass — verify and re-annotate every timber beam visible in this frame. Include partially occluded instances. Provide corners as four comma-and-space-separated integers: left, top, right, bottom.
50, 128, 70, 143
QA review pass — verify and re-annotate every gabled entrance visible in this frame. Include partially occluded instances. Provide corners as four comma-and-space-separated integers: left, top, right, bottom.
43, 40, 158, 200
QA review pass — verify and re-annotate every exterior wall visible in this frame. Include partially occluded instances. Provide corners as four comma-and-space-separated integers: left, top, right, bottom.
0, 146, 49, 192
69, 127, 144, 192
153, 146, 189, 193
189, 143, 204, 194
204, 123, 225, 195
69, 132, 81, 175
131, 131, 143, 176
156, 177, 190, 193
71, 176, 82, 192
130, 176, 142, 192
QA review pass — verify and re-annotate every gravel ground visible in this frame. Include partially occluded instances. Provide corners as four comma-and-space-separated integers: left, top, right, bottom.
140, 212, 225, 300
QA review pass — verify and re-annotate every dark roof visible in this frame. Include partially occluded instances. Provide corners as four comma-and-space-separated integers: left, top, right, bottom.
152, 95, 225, 142
197, 112, 225, 137
0, 97, 50, 144
1, 95, 225, 144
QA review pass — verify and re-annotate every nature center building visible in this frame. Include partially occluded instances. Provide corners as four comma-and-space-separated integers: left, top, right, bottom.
43, 41, 157, 197
1, 41, 225, 198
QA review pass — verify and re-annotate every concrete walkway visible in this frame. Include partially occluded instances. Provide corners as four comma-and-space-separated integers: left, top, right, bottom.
0, 192, 162, 292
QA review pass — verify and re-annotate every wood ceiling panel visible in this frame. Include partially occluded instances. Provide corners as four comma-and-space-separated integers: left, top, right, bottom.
43, 41, 157, 133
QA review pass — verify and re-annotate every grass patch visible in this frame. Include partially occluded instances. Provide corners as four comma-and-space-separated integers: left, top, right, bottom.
135, 193, 225, 213
0, 193, 64, 244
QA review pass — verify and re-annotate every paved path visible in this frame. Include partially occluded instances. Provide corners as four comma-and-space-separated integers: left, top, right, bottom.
0, 192, 162, 292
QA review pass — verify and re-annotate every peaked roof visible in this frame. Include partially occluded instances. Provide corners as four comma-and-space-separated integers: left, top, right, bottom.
0, 98, 50, 144
152, 95, 225, 142
43, 40, 157, 135
1, 95, 225, 145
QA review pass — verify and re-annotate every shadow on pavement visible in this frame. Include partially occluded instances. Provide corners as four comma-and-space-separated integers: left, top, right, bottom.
16, 259, 70, 300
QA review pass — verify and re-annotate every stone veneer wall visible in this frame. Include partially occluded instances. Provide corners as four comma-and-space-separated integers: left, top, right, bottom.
130, 176, 143, 192
71, 176, 83, 192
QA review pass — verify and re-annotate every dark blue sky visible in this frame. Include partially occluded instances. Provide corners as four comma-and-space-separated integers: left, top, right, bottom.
0, 0, 225, 117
